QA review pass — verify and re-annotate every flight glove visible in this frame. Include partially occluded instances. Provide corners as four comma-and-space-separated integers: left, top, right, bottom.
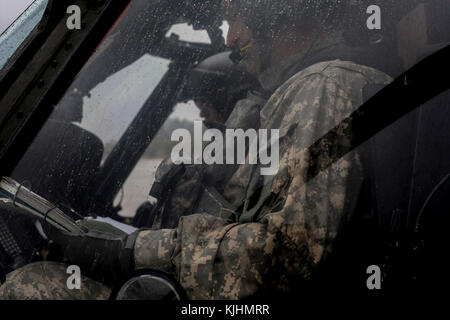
43, 219, 139, 287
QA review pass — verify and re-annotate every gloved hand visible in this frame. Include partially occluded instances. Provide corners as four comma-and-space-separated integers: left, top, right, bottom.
43, 219, 139, 287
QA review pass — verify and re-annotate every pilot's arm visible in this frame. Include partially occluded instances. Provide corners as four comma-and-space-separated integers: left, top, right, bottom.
46, 65, 385, 298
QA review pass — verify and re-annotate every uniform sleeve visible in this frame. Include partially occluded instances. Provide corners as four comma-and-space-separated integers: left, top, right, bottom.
133, 67, 386, 299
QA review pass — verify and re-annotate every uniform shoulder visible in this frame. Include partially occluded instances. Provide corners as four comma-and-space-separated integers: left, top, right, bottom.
268, 59, 393, 108
289, 59, 392, 88
261, 59, 393, 130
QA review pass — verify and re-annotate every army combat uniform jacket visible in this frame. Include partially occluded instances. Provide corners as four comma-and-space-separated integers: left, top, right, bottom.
133, 36, 392, 298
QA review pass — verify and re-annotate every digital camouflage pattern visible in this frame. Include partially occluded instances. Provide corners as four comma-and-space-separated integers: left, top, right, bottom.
0, 32, 391, 300
133, 57, 392, 298
150, 157, 206, 229
0, 262, 111, 299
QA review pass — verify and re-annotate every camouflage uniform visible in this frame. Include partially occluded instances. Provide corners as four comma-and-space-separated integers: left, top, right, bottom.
149, 91, 266, 229
0, 32, 391, 299
0, 262, 111, 299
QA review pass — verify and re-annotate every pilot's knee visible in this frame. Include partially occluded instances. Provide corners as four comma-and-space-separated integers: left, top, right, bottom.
0, 261, 111, 300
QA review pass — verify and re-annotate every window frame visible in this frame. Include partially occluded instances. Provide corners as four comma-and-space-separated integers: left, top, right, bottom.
0, 0, 132, 175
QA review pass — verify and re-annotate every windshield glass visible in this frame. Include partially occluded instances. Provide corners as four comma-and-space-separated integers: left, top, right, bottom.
6, 0, 449, 224
79, 54, 170, 162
